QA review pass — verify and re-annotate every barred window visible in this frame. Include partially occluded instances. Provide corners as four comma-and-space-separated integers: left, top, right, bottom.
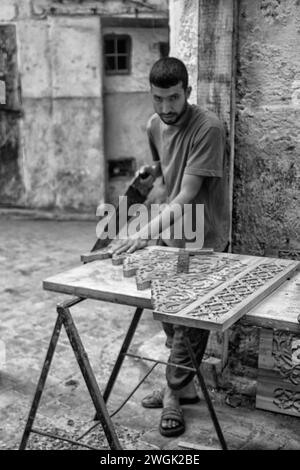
104, 35, 131, 75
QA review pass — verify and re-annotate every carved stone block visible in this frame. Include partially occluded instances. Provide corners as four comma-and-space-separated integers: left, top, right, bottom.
256, 328, 300, 417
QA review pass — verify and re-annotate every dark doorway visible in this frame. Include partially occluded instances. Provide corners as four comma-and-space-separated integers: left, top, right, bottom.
0, 24, 23, 206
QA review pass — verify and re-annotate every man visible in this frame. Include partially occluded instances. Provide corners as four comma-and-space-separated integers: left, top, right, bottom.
112, 57, 229, 437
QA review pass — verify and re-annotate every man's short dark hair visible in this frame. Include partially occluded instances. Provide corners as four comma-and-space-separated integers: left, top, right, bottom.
149, 57, 188, 90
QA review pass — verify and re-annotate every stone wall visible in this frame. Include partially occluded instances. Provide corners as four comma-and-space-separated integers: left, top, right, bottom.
233, 0, 300, 256
169, 0, 300, 256
168, 0, 300, 382
227, 0, 300, 383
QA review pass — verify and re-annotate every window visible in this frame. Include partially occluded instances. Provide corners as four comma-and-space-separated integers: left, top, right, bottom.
159, 42, 169, 58
104, 35, 131, 75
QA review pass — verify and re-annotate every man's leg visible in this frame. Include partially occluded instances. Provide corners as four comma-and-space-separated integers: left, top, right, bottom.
161, 325, 209, 432
161, 242, 229, 431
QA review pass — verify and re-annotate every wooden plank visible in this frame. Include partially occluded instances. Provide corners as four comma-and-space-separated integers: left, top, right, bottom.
197, 0, 235, 127
177, 250, 190, 274
242, 272, 300, 333
153, 259, 300, 332
178, 441, 221, 451
197, 0, 236, 251
228, 0, 238, 252
43, 258, 152, 309
206, 330, 229, 369
0, 79, 5, 104
257, 328, 274, 370
256, 328, 300, 417
81, 246, 113, 263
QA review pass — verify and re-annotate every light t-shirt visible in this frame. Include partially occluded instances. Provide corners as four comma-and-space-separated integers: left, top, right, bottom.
147, 103, 229, 251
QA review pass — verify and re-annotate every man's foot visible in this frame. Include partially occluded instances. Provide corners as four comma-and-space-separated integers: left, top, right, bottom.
141, 381, 199, 409
160, 385, 182, 433
141, 389, 200, 408
159, 406, 185, 437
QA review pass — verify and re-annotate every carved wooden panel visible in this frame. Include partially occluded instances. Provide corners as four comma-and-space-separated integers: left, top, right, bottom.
151, 254, 250, 314
256, 328, 300, 417
79, 245, 299, 332
183, 262, 287, 317
153, 256, 299, 332
123, 248, 176, 279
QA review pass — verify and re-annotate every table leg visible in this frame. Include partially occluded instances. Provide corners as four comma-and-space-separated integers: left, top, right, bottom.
94, 307, 143, 420
58, 303, 122, 450
19, 314, 63, 450
104, 307, 143, 402
184, 335, 228, 451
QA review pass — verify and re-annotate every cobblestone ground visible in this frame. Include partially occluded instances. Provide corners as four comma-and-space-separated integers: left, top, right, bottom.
0, 214, 162, 450
0, 214, 299, 451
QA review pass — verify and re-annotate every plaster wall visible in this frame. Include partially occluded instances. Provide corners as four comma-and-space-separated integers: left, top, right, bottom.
104, 92, 153, 164
0, 2, 104, 211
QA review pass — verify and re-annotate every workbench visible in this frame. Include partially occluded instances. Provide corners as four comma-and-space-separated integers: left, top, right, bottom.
19, 250, 299, 450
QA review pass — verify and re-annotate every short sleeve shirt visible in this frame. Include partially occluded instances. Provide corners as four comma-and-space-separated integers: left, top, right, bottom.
147, 103, 229, 251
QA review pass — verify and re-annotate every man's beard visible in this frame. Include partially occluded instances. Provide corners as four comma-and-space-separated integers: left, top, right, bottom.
159, 102, 188, 125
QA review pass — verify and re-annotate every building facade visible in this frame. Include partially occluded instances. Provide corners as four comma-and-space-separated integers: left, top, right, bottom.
0, 0, 168, 211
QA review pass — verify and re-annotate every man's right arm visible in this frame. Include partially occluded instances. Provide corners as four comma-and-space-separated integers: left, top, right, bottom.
137, 118, 162, 181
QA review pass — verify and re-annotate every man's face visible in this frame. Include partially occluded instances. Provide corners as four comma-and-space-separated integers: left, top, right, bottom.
150, 82, 191, 125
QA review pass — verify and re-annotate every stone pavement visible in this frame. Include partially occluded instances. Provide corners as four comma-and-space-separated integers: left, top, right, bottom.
0, 213, 299, 451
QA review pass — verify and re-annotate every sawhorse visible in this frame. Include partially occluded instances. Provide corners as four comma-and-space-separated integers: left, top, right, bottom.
19, 280, 227, 450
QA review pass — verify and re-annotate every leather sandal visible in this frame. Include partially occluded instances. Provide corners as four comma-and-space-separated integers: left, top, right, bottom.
141, 389, 200, 409
159, 406, 185, 437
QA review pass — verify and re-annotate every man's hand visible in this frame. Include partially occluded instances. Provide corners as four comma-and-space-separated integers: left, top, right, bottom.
136, 164, 160, 183
110, 237, 148, 255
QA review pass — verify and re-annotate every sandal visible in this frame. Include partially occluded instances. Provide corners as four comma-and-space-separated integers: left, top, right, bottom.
141, 389, 200, 409
159, 406, 185, 437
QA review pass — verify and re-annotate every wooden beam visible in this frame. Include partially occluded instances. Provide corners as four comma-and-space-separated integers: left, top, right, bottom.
197, 0, 237, 252
241, 272, 300, 333
0, 80, 5, 105
101, 17, 168, 28
178, 441, 221, 450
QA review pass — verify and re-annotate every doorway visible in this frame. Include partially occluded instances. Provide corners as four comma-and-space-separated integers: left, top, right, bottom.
0, 24, 23, 206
